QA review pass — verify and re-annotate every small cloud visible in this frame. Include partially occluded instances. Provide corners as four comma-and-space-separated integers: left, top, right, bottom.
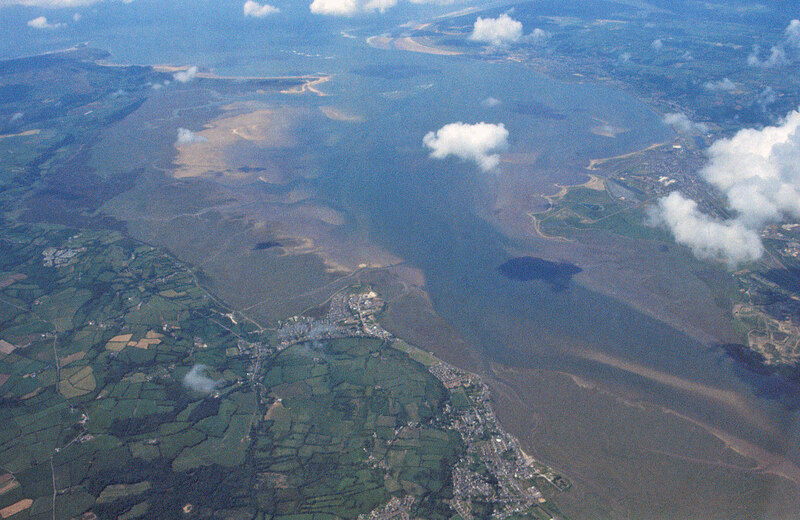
747, 45, 788, 67
173, 66, 198, 84
310, 0, 397, 16
747, 19, 800, 67
10, 112, 24, 122
176, 128, 208, 144
787, 19, 800, 47
651, 39, 663, 51
243, 0, 279, 17
308, 0, 451, 16
524, 28, 550, 45
619, 52, 631, 63
423, 121, 509, 171
663, 112, 708, 134
72, 12, 81, 21
27, 16, 65, 29
757, 86, 777, 112
182, 364, 220, 394
481, 97, 502, 108
309, 0, 357, 16
7, 0, 103, 6
470, 14, 523, 47
703, 78, 735, 92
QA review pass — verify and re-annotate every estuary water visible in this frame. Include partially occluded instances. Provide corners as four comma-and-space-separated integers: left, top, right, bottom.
98, 2, 797, 479
312, 38, 800, 480
9, 3, 800, 514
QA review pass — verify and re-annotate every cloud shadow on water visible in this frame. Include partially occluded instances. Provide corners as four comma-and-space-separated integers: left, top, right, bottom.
497, 256, 582, 292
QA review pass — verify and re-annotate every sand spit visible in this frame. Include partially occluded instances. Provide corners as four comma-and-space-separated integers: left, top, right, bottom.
152, 64, 317, 83
395, 37, 463, 56
366, 35, 395, 50
319, 106, 365, 123
582, 173, 606, 191
574, 349, 777, 435
367, 34, 462, 56
281, 76, 331, 96
587, 141, 669, 170
525, 213, 573, 242
0, 129, 40, 140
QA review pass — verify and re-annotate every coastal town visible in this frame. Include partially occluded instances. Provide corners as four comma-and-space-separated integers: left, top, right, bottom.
260, 286, 569, 520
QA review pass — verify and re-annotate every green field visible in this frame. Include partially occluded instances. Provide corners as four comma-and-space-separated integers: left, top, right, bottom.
0, 220, 480, 519
538, 187, 671, 242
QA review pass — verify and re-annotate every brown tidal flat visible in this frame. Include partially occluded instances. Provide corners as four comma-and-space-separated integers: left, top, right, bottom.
487, 364, 800, 520
573, 349, 780, 436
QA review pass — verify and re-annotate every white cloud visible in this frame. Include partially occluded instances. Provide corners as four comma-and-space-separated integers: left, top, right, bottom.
310, 0, 356, 16
364, 0, 398, 11
481, 97, 501, 108
27, 16, 64, 29
747, 19, 800, 67
5, 0, 134, 6
619, 52, 631, 63
650, 107, 800, 266
176, 128, 207, 144
702, 78, 735, 92
310, 0, 394, 16
173, 66, 198, 84
308, 0, 454, 16
7, 0, 98, 6
761, 87, 777, 103
663, 112, 708, 134
757, 86, 777, 112
756, 87, 778, 115
72, 12, 80, 21
182, 364, 220, 394
648, 192, 763, 266
243, 0, 279, 17
747, 45, 788, 67
786, 19, 800, 47
469, 14, 523, 46
651, 38, 663, 51
524, 28, 550, 45
423, 121, 509, 171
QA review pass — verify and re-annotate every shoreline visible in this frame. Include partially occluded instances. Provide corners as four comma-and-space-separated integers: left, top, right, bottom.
586, 141, 670, 170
